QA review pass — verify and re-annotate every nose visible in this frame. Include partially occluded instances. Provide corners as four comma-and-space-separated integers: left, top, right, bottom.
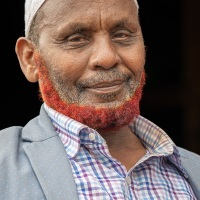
89, 36, 121, 70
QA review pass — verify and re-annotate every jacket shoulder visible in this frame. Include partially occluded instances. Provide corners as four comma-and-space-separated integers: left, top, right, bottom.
0, 125, 47, 199
178, 146, 200, 162
178, 147, 200, 198
0, 126, 23, 158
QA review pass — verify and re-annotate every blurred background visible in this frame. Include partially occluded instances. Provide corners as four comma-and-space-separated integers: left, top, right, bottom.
1, 1, 200, 154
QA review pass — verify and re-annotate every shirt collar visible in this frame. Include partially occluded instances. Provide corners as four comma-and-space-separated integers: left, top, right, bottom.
129, 115, 175, 156
44, 103, 105, 157
129, 115, 188, 177
44, 103, 187, 177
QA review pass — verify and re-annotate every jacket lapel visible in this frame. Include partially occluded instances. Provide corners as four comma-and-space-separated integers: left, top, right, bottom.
22, 105, 79, 200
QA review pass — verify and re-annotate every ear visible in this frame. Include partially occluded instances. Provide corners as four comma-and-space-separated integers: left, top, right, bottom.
15, 37, 39, 83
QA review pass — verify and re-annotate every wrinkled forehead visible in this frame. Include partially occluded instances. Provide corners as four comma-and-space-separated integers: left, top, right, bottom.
25, 0, 139, 37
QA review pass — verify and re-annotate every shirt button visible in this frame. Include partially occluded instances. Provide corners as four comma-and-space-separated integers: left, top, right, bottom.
126, 176, 132, 185
89, 133, 95, 141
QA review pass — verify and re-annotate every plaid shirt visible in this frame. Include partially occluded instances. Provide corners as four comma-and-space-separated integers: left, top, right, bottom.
44, 103, 197, 200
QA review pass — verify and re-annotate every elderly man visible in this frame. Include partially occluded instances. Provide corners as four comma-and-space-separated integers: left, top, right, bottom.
0, 0, 199, 199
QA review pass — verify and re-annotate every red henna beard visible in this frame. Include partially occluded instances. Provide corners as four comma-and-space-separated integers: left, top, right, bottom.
36, 55, 146, 130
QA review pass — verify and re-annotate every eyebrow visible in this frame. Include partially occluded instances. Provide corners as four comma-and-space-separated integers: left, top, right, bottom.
112, 20, 128, 29
111, 19, 137, 30
60, 22, 91, 35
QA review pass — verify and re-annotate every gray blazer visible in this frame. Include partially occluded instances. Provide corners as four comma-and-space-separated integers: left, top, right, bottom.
0, 105, 199, 200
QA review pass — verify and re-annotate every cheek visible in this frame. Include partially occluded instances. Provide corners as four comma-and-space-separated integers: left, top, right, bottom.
46, 51, 90, 83
120, 46, 145, 76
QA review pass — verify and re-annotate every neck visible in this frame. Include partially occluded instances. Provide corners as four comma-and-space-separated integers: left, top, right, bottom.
98, 125, 146, 171
98, 125, 139, 149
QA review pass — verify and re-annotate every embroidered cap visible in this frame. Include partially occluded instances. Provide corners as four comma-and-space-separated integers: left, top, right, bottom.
25, 0, 46, 37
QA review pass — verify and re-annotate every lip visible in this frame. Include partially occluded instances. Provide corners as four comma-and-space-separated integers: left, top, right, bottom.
86, 80, 125, 94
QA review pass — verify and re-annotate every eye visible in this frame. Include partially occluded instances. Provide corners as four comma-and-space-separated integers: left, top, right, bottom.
68, 35, 85, 42
66, 33, 90, 48
111, 30, 138, 45
112, 30, 131, 40
114, 32, 130, 39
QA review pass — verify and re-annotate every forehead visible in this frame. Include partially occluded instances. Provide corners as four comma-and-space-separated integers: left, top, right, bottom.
40, 0, 138, 30
42, 0, 137, 13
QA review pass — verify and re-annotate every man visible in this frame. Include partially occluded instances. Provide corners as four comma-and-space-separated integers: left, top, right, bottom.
0, 0, 199, 199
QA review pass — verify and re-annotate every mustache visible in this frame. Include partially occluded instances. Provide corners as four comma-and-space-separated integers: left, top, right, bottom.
76, 70, 131, 89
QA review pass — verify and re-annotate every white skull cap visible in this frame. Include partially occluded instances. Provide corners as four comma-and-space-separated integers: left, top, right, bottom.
25, 0, 46, 37
24, 0, 138, 38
